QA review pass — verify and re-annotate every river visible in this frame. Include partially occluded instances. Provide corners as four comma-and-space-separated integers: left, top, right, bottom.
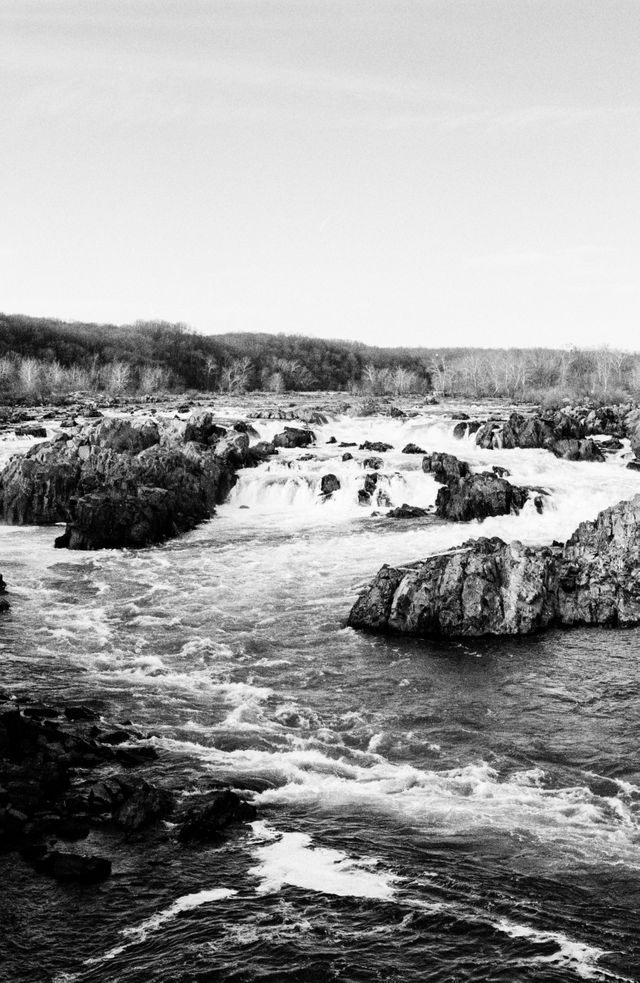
1, 405, 639, 982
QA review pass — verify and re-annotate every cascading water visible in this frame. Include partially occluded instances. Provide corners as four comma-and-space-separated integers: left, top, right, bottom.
1, 406, 640, 983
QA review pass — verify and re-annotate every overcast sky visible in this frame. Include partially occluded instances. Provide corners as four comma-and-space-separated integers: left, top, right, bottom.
2, 0, 639, 348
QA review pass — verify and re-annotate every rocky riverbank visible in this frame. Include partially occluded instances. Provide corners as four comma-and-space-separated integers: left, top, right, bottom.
348, 493, 640, 638
0, 694, 257, 884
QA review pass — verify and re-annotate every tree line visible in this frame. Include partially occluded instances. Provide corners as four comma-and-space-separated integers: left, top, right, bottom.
0, 312, 638, 404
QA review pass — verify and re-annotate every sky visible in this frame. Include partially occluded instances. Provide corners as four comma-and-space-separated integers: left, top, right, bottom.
1, 0, 640, 349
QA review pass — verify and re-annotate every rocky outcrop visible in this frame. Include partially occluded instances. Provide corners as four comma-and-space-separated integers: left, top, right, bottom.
422, 452, 537, 521
435, 472, 532, 521
386, 504, 430, 519
471, 408, 625, 458
0, 694, 256, 883
358, 472, 391, 507
422, 452, 470, 483
273, 427, 315, 448
0, 412, 265, 550
402, 443, 426, 454
348, 494, 640, 637
551, 438, 605, 462
359, 441, 393, 453
320, 473, 341, 497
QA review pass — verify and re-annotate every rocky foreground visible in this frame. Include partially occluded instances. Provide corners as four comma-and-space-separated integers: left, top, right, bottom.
348, 494, 640, 637
0, 694, 256, 884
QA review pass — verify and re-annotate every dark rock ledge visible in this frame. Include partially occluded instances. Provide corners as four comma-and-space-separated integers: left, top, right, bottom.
0, 411, 307, 550
0, 695, 256, 884
422, 452, 544, 521
348, 493, 640, 637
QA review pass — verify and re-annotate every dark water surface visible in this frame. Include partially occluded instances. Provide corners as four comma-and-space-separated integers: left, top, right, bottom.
1, 411, 640, 982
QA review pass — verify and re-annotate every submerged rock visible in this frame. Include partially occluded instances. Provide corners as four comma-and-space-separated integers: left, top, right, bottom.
422, 452, 470, 483
177, 789, 256, 841
348, 494, 640, 638
36, 851, 112, 883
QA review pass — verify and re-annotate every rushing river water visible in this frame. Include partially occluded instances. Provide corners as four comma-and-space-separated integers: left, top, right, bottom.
2, 406, 640, 982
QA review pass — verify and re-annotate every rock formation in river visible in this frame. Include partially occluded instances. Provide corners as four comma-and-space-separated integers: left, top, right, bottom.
422, 452, 538, 521
0, 572, 8, 612
0, 694, 257, 884
0, 412, 260, 550
348, 493, 640, 637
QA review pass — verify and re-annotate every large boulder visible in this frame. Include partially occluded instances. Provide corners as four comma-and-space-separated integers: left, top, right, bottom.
348, 494, 640, 637
435, 472, 530, 521
422, 452, 470, 483
0, 410, 261, 549
177, 789, 256, 841
273, 427, 315, 449
551, 438, 605, 462
349, 538, 559, 636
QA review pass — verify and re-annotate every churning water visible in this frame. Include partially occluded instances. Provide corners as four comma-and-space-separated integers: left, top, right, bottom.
1, 407, 640, 982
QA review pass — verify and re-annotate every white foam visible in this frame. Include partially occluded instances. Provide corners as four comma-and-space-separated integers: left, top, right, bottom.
249, 821, 397, 899
85, 888, 237, 965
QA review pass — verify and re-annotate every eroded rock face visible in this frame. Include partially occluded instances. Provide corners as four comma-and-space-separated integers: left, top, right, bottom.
348, 494, 640, 638
422, 452, 534, 521
0, 412, 262, 550
435, 472, 530, 522
273, 427, 315, 448
472, 407, 628, 457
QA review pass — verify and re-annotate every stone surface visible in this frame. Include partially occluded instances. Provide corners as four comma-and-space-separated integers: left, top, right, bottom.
0, 410, 266, 550
348, 494, 640, 638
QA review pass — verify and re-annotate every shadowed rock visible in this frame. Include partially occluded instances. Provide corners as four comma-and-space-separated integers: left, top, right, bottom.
273, 427, 315, 448
0, 412, 266, 550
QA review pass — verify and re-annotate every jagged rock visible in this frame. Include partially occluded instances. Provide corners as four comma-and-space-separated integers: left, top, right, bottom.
453, 421, 482, 440
357, 472, 390, 506
342, 452, 354, 462
386, 504, 430, 519
597, 437, 624, 452
0, 411, 256, 549
348, 494, 640, 637
320, 474, 341, 496
14, 425, 47, 439
474, 409, 617, 457
359, 441, 393, 452
402, 443, 426, 454
115, 781, 174, 831
273, 427, 315, 449
177, 789, 256, 841
389, 406, 406, 418
422, 452, 470, 483
551, 439, 605, 462
0, 572, 8, 613
297, 409, 329, 426
436, 473, 531, 522
362, 456, 384, 470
